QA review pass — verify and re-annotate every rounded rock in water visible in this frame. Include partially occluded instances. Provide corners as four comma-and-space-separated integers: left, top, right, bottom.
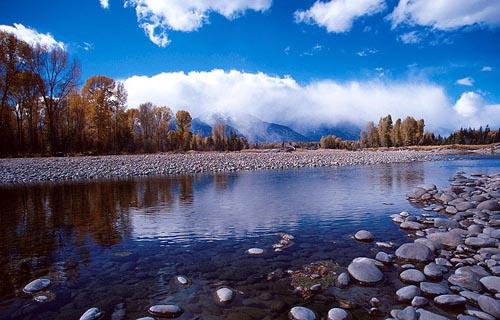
79, 307, 103, 320
148, 304, 184, 318
289, 306, 317, 320
354, 230, 374, 242
175, 275, 191, 287
23, 278, 51, 293
327, 307, 351, 320
215, 287, 234, 304
246, 248, 264, 255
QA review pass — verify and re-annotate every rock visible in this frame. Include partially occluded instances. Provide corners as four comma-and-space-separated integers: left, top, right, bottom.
246, 248, 264, 255
148, 305, 183, 318
446, 206, 458, 214
396, 285, 420, 302
456, 202, 476, 212
408, 187, 427, 199
327, 308, 351, 320
401, 221, 424, 230
369, 297, 381, 307
424, 263, 447, 280
23, 278, 51, 293
427, 232, 463, 247
416, 308, 451, 320
354, 230, 374, 242
434, 218, 461, 229
434, 295, 466, 307
411, 296, 429, 307
465, 237, 497, 248
375, 251, 392, 264
376, 241, 395, 248
420, 282, 449, 296
435, 257, 453, 267
448, 274, 483, 291
456, 265, 491, 278
347, 261, 383, 285
463, 309, 496, 320
352, 257, 384, 267
79, 308, 103, 320
478, 295, 500, 319
336, 272, 350, 288
395, 243, 434, 263
289, 306, 317, 320
400, 269, 426, 284
477, 200, 500, 211
175, 275, 190, 286
480, 276, 500, 294
397, 306, 418, 320
415, 238, 442, 252
215, 287, 234, 304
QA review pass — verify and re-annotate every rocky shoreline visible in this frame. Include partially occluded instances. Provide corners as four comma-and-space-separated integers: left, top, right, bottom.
0, 149, 443, 184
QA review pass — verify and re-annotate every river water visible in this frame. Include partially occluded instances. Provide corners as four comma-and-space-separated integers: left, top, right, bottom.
0, 155, 499, 319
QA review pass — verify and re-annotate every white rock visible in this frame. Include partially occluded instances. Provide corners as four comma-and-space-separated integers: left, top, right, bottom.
289, 306, 317, 320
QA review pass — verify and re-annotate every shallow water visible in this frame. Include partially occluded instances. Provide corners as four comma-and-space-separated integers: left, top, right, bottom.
0, 155, 499, 319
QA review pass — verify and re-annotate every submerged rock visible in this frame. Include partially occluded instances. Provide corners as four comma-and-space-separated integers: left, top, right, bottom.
246, 248, 264, 255
289, 306, 317, 320
23, 278, 51, 293
327, 308, 351, 320
79, 308, 103, 320
354, 230, 374, 242
148, 305, 183, 318
215, 287, 235, 304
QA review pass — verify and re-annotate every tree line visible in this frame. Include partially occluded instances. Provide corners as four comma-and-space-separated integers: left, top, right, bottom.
320, 114, 500, 150
0, 32, 247, 156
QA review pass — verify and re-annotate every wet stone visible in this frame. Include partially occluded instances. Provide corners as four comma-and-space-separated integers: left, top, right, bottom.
246, 248, 264, 255
478, 295, 500, 319
420, 282, 449, 296
480, 276, 500, 294
148, 305, 183, 318
395, 243, 434, 263
400, 269, 426, 284
347, 261, 383, 285
215, 287, 234, 304
327, 308, 351, 320
354, 230, 374, 242
434, 294, 467, 307
79, 308, 103, 320
411, 296, 429, 308
289, 306, 317, 320
397, 306, 417, 320
396, 285, 420, 302
23, 278, 51, 293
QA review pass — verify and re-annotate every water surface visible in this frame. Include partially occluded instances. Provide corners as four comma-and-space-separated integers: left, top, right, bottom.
0, 156, 499, 319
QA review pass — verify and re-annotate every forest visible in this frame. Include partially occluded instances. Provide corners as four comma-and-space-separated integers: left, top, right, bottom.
1, 31, 499, 157
0, 31, 247, 156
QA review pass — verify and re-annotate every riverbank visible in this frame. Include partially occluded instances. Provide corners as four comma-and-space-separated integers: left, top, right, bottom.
0, 149, 446, 184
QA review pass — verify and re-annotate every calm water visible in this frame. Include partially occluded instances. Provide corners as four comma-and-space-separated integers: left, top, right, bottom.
0, 156, 499, 319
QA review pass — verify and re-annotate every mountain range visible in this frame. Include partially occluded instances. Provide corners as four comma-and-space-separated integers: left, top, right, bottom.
189, 112, 361, 143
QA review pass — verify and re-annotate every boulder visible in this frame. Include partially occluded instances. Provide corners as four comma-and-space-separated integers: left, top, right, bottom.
148, 305, 183, 318
434, 295, 466, 307
23, 278, 51, 293
434, 218, 460, 229
354, 230, 374, 242
215, 287, 235, 304
400, 269, 426, 284
480, 276, 500, 294
477, 200, 500, 211
347, 261, 383, 285
395, 243, 434, 263
478, 295, 500, 319
327, 308, 351, 320
396, 285, 420, 302
420, 282, 449, 296
448, 274, 482, 291
427, 232, 463, 247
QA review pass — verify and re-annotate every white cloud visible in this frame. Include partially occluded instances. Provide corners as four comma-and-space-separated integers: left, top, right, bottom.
124, 0, 272, 47
295, 0, 386, 33
100, 0, 109, 9
357, 48, 378, 57
123, 69, 483, 132
456, 77, 474, 86
453, 91, 500, 128
482, 66, 493, 72
398, 31, 421, 44
388, 0, 500, 30
0, 23, 65, 49
302, 44, 323, 56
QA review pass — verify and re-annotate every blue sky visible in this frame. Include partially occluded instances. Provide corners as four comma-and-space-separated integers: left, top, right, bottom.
1, 0, 500, 132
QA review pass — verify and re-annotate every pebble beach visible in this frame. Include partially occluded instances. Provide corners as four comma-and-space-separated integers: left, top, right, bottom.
0, 149, 441, 184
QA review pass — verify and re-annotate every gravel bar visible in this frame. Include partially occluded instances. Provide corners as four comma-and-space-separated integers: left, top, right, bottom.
0, 149, 438, 185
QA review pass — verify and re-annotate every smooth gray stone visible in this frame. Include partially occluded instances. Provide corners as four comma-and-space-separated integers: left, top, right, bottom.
354, 230, 374, 242
434, 294, 467, 307
396, 285, 420, 302
396, 243, 434, 263
397, 306, 417, 320
347, 261, 383, 285
289, 306, 317, 320
411, 296, 429, 308
79, 308, 103, 320
434, 218, 460, 229
424, 262, 447, 279
480, 276, 500, 294
400, 269, 426, 284
478, 295, 500, 319
23, 278, 51, 293
215, 287, 234, 304
427, 232, 463, 247
148, 305, 183, 318
477, 200, 500, 211
420, 282, 449, 296
416, 308, 451, 320
327, 308, 351, 320
448, 274, 483, 291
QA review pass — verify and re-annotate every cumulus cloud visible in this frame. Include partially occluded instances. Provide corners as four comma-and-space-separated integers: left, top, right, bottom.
124, 0, 272, 47
0, 23, 65, 49
388, 0, 500, 30
100, 0, 109, 9
456, 77, 474, 86
294, 0, 386, 33
482, 66, 493, 72
453, 92, 500, 128
123, 69, 488, 132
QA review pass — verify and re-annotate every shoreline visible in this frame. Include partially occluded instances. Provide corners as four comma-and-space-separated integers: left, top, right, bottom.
0, 148, 496, 185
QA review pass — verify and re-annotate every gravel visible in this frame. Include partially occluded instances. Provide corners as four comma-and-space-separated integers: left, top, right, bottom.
0, 149, 435, 184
